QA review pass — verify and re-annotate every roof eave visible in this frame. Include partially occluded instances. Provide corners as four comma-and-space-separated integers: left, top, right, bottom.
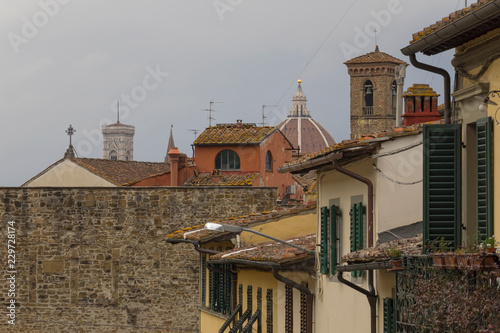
401, 0, 500, 56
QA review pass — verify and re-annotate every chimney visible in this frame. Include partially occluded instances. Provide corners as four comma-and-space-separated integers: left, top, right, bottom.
168, 147, 181, 186
236, 119, 242, 128
402, 84, 440, 126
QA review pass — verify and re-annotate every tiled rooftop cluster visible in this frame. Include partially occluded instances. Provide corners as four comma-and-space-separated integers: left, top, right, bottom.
282, 123, 426, 168
341, 235, 423, 264
184, 172, 260, 186
167, 202, 317, 241
410, 0, 492, 44
193, 123, 276, 145
211, 234, 316, 265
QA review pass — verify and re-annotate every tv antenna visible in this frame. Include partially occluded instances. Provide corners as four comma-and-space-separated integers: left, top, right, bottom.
261, 104, 278, 126
202, 100, 224, 127
188, 129, 200, 140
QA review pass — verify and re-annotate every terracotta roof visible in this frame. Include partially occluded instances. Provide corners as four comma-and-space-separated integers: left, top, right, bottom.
280, 124, 424, 172
292, 170, 316, 191
184, 172, 260, 186
344, 46, 407, 65
167, 202, 317, 241
402, 0, 500, 55
194, 123, 277, 145
71, 158, 171, 185
211, 234, 316, 266
410, 0, 493, 45
341, 235, 423, 264
278, 118, 336, 154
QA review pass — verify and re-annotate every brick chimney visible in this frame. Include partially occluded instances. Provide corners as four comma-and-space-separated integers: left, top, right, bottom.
236, 119, 243, 128
168, 147, 181, 186
401, 84, 441, 126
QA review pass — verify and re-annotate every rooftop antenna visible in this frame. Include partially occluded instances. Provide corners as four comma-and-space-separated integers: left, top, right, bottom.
261, 104, 278, 126
202, 100, 224, 127
188, 129, 200, 140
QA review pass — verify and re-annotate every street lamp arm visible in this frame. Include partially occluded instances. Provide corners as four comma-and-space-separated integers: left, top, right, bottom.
204, 222, 314, 254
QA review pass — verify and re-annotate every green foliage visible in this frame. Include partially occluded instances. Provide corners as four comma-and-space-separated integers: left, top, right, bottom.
428, 237, 451, 253
482, 235, 497, 249
385, 247, 401, 258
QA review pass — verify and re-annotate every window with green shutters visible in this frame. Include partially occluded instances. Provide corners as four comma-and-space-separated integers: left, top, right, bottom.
320, 204, 339, 275
320, 206, 329, 274
476, 117, 493, 242
423, 124, 462, 251
383, 298, 394, 333
350, 202, 363, 277
208, 264, 232, 314
330, 204, 338, 275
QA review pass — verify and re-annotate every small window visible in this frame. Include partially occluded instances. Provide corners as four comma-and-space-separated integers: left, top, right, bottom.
265, 151, 273, 172
391, 80, 397, 113
110, 150, 118, 160
215, 150, 240, 170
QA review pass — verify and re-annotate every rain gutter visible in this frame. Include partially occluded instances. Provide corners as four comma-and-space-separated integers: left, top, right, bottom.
165, 238, 221, 255
278, 152, 343, 174
272, 266, 312, 295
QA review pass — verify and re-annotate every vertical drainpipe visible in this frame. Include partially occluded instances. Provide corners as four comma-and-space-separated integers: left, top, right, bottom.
332, 160, 376, 333
408, 54, 451, 124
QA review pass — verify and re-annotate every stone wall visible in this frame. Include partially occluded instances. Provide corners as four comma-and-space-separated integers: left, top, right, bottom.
0, 187, 276, 332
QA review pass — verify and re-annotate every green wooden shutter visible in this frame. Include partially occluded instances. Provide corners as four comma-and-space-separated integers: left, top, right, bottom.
201, 254, 207, 307
320, 206, 329, 274
476, 117, 493, 241
330, 205, 337, 275
423, 124, 462, 251
350, 202, 363, 277
383, 298, 394, 333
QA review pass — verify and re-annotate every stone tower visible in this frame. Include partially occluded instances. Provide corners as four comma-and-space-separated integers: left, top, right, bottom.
102, 121, 135, 161
278, 79, 336, 155
344, 46, 408, 139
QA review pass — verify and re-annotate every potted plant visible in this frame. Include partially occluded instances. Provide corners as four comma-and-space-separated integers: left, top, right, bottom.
386, 248, 404, 271
455, 248, 468, 270
429, 237, 449, 269
482, 235, 497, 253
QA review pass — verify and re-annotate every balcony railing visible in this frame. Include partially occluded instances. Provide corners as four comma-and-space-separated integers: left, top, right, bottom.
363, 106, 374, 116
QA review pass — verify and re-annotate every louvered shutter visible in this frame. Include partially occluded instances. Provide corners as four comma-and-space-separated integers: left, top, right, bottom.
350, 203, 363, 277
330, 205, 337, 275
320, 206, 329, 274
476, 117, 492, 241
423, 124, 462, 251
383, 298, 394, 333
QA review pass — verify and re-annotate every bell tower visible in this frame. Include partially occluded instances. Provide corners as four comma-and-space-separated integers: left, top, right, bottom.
344, 46, 408, 139
102, 102, 135, 160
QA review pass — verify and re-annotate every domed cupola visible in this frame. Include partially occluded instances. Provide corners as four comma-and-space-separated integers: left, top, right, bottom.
278, 79, 336, 156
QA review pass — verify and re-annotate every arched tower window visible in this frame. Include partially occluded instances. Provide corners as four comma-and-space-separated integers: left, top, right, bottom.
265, 151, 273, 172
391, 80, 397, 115
110, 150, 118, 160
363, 80, 374, 116
215, 150, 240, 170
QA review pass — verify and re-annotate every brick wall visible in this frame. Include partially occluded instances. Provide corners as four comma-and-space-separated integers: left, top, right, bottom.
0, 187, 276, 332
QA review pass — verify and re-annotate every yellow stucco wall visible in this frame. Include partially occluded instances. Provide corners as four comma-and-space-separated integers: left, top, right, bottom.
241, 210, 316, 245
25, 159, 115, 187
200, 310, 227, 333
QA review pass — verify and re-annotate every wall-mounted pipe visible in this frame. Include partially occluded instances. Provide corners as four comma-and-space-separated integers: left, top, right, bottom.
165, 238, 221, 255
337, 271, 377, 333
331, 160, 374, 248
272, 267, 312, 295
408, 54, 451, 124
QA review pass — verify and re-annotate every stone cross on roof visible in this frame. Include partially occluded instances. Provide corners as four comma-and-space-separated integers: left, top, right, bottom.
66, 124, 75, 146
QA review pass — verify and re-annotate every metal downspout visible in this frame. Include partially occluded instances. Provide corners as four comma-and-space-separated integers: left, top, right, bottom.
408, 53, 451, 124
331, 161, 374, 248
337, 271, 377, 333
331, 160, 377, 332
272, 266, 312, 295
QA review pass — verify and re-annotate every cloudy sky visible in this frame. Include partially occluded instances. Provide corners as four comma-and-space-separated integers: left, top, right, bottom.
0, 0, 463, 186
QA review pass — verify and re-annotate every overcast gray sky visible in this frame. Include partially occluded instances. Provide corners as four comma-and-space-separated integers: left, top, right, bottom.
0, 0, 463, 186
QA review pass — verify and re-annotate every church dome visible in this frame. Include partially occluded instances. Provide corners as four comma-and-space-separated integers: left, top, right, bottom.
278, 80, 336, 155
